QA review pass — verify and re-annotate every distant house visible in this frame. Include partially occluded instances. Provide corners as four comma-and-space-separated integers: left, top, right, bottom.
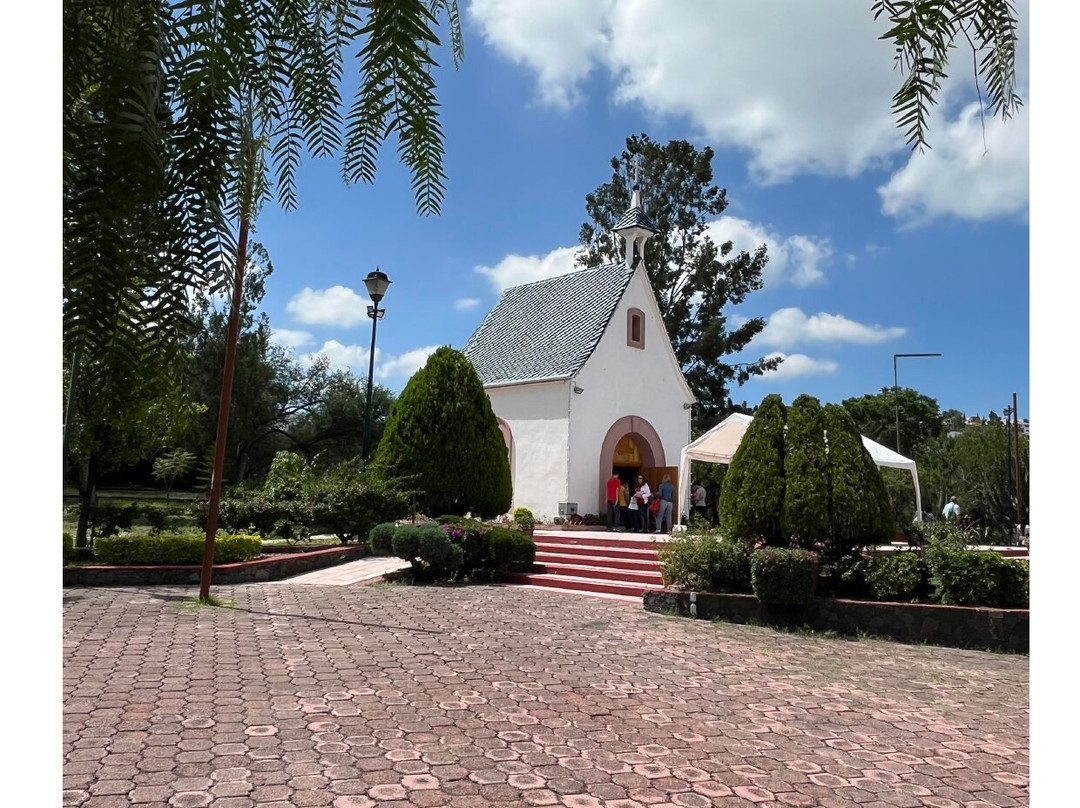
462, 184, 694, 520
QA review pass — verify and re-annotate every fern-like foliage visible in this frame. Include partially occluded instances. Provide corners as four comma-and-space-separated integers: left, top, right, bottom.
873, 0, 1022, 151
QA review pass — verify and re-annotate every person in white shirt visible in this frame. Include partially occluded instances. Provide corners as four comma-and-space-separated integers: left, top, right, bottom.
631, 475, 652, 533
942, 497, 960, 520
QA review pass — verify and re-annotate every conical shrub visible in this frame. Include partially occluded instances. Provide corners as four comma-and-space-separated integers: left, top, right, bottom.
823, 404, 893, 560
374, 347, 512, 517
782, 395, 830, 551
719, 394, 787, 545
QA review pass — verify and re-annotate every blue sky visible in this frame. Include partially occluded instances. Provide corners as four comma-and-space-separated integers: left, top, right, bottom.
251, 1, 1031, 421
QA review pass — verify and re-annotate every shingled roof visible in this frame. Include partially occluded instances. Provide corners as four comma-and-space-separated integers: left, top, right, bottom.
462, 261, 635, 386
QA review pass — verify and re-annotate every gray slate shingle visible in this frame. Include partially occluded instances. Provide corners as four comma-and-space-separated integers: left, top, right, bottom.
462, 261, 634, 386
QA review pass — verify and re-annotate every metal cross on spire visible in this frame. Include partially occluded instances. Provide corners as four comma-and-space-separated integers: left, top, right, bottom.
630, 153, 644, 188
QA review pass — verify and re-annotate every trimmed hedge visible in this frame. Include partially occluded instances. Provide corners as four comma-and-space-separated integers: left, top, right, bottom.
928, 548, 1029, 608
868, 552, 927, 602
368, 522, 397, 556
93, 534, 262, 565
490, 527, 535, 574
658, 532, 751, 593
750, 547, 819, 607
63, 532, 74, 564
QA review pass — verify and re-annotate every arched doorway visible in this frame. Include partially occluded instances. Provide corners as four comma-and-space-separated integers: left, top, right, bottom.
597, 415, 666, 512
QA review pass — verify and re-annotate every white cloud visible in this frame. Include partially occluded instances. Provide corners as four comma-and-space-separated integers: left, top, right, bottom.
286, 286, 368, 327
475, 245, 580, 293
270, 328, 314, 351
758, 307, 906, 349
469, 0, 615, 109
376, 346, 442, 381
706, 218, 831, 287
302, 340, 375, 374
469, 0, 1029, 196
454, 297, 482, 311
759, 352, 839, 379
878, 104, 1029, 225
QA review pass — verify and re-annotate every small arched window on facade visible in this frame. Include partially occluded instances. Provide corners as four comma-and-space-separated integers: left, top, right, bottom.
627, 307, 645, 349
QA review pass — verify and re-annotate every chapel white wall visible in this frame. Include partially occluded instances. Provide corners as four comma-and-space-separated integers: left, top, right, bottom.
568, 267, 694, 514
484, 380, 570, 520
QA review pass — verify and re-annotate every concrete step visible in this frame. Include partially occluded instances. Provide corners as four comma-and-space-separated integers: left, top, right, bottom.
529, 541, 660, 563
534, 551, 662, 573
531, 561, 665, 585
506, 572, 664, 599
533, 530, 665, 550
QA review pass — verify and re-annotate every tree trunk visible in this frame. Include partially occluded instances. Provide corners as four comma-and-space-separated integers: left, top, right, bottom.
75, 458, 96, 548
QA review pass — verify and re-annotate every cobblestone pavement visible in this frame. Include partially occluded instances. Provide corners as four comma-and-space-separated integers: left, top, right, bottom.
62, 584, 1029, 808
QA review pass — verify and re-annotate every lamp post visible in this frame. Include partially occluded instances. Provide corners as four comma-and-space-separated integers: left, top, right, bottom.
361, 269, 391, 462
892, 353, 941, 454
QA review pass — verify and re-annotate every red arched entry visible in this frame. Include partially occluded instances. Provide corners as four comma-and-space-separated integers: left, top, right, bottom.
596, 415, 665, 512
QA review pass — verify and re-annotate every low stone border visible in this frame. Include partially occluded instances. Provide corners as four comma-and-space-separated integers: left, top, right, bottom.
643, 588, 1028, 652
63, 544, 369, 587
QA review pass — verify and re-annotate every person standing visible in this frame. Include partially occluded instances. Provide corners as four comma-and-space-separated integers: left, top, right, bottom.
632, 475, 652, 533
655, 473, 675, 533
617, 478, 630, 531
942, 496, 960, 520
605, 472, 622, 531
692, 481, 708, 522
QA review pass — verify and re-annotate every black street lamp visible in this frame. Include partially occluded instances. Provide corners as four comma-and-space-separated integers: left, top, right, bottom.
361, 268, 391, 462
892, 352, 941, 455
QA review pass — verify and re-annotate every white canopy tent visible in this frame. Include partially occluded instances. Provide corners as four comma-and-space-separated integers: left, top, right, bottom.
677, 412, 923, 526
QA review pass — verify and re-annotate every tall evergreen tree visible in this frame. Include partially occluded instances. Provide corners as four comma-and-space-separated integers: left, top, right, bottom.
374, 348, 511, 517
577, 135, 780, 427
824, 404, 893, 560
782, 395, 831, 552
719, 394, 787, 545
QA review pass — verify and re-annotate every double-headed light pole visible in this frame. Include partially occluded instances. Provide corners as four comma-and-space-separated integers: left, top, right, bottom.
362, 269, 392, 462
893, 352, 941, 455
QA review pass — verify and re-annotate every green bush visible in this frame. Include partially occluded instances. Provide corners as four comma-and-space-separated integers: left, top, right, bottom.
310, 461, 414, 543
374, 347, 512, 518
392, 525, 423, 562
368, 522, 398, 556
439, 519, 493, 571
94, 534, 262, 565
867, 552, 927, 602
89, 501, 139, 540
826, 553, 871, 599
720, 394, 787, 545
928, 548, 1028, 607
658, 532, 751, 593
512, 507, 535, 533
490, 527, 534, 577
782, 395, 831, 552
63, 532, 74, 564
750, 547, 818, 607
417, 525, 465, 579
823, 404, 893, 561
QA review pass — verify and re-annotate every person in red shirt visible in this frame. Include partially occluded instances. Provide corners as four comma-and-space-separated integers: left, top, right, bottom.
606, 472, 622, 531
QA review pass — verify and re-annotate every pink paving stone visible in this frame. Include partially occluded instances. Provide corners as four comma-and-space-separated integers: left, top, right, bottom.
732, 785, 774, 803
808, 773, 850, 788
559, 794, 603, 808
860, 769, 902, 784
669, 792, 712, 807
401, 774, 440, 790
509, 774, 547, 789
785, 760, 822, 774
333, 797, 375, 808
919, 799, 962, 808
671, 767, 708, 783
691, 781, 734, 798
774, 792, 817, 806
632, 765, 670, 780
168, 792, 212, 808
991, 771, 1029, 786
211, 768, 250, 782
523, 790, 561, 806
243, 725, 277, 736
367, 783, 407, 800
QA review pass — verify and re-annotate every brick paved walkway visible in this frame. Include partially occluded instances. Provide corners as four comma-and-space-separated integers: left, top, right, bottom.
62, 584, 1029, 808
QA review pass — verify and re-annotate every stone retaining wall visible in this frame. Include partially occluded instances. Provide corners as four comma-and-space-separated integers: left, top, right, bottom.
643, 589, 1028, 652
63, 545, 368, 587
